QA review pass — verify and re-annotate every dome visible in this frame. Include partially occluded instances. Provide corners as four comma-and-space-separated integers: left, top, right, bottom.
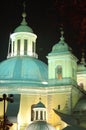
52, 41, 69, 53
77, 52, 86, 72
14, 12, 33, 33
51, 31, 71, 54
0, 57, 48, 86
77, 63, 86, 72
14, 24, 33, 33
25, 121, 56, 130
34, 101, 46, 108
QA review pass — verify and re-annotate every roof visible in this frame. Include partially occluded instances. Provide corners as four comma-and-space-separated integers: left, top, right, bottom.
50, 31, 72, 54
77, 63, 86, 72
0, 56, 48, 86
14, 25, 33, 33
34, 101, 46, 108
63, 125, 86, 130
14, 12, 33, 33
26, 121, 56, 130
77, 51, 86, 72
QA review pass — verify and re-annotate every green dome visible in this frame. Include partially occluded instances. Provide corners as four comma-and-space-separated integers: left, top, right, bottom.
0, 57, 48, 86
34, 101, 46, 108
14, 12, 33, 33
25, 121, 56, 130
52, 41, 69, 53
77, 63, 86, 72
14, 25, 33, 33
77, 53, 86, 72
51, 31, 71, 54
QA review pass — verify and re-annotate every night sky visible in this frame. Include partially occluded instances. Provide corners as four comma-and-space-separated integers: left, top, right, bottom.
0, 0, 86, 63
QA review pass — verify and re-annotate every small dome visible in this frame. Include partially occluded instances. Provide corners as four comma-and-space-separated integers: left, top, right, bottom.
77, 63, 86, 72
25, 121, 56, 130
34, 101, 46, 108
14, 25, 33, 33
77, 52, 86, 72
51, 31, 71, 54
14, 11, 33, 33
0, 57, 48, 86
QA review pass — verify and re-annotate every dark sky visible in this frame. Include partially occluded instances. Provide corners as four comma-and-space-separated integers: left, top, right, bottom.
0, 0, 86, 63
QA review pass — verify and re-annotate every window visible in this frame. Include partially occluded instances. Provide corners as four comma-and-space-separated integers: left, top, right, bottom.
36, 111, 38, 120
44, 111, 46, 120
13, 41, 15, 53
31, 104, 35, 121
24, 39, 27, 55
9, 43, 11, 53
17, 39, 20, 55
40, 111, 43, 120
55, 65, 62, 79
9, 38, 12, 53
32, 41, 35, 52
58, 105, 60, 110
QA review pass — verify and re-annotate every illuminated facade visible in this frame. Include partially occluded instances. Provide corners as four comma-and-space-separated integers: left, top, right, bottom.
0, 5, 86, 130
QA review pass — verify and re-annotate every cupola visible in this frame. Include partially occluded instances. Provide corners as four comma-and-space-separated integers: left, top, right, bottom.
77, 50, 86, 72
47, 29, 78, 86
33, 98, 46, 121
7, 3, 37, 58
25, 99, 56, 130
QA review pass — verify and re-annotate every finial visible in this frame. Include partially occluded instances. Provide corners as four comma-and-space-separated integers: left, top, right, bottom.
21, 1, 27, 25
60, 27, 64, 41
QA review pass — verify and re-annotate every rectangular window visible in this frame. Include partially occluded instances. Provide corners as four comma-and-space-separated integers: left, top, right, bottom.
40, 111, 43, 120
17, 39, 20, 55
13, 41, 15, 53
24, 39, 27, 55
58, 104, 60, 110
32, 41, 35, 52
36, 111, 38, 120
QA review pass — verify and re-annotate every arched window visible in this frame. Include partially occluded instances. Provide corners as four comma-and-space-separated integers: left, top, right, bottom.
55, 65, 62, 79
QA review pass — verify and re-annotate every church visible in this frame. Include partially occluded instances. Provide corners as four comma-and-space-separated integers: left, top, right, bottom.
0, 3, 86, 130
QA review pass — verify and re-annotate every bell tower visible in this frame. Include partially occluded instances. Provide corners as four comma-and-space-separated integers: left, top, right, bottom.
47, 30, 78, 87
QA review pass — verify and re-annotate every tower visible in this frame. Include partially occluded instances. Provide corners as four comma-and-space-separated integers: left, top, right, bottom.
47, 30, 83, 116
77, 50, 86, 90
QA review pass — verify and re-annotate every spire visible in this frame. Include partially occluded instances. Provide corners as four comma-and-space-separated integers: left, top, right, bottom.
21, 1, 27, 25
